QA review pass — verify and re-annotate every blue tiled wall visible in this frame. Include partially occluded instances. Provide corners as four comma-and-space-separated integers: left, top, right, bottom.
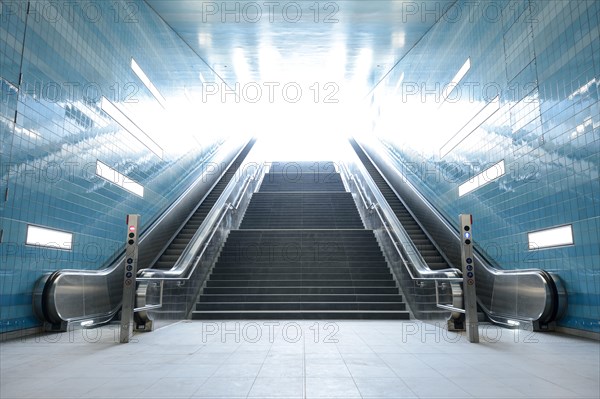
0, 0, 227, 333
368, 0, 599, 333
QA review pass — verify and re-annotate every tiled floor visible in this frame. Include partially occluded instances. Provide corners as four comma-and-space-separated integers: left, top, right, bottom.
1, 320, 599, 398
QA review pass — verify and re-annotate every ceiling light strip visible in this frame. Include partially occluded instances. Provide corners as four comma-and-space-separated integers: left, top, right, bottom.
100, 96, 164, 159
440, 95, 500, 158
458, 159, 505, 197
96, 160, 144, 197
131, 58, 167, 108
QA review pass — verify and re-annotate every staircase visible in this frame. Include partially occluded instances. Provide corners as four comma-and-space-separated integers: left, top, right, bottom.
350, 140, 451, 271
151, 140, 255, 270
192, 161, 409, 319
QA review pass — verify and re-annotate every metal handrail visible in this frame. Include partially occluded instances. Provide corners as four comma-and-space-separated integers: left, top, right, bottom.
374, 142, 565, 323
379, 143, 559, 275
134, 280, 164, 312
146, 140, 253, 270
352, 139, 567, 328
339, 159, 464, 316
138, 164, 263, 282
343, 160, 458, 277
130, 162, 263, 318
143, 203, 232, 282
340, 162, 461, 282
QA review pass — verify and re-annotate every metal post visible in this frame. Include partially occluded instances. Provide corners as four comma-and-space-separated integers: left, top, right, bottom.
120, 214, 140, 343
460, 214, 479, 343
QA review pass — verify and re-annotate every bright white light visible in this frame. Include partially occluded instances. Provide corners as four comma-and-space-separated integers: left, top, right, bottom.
458, 160, 505, 197
26, 225, 73, 250
440, 95, 500, 158
570, 118, 592, 139
259, 45, 283, 81
233, 47, 252, 83
394, 72, 405, 94
100, 97, 164, 159
325, 41, 347, 80
392, 31, 406, 48
253, 101, 353, 161
442, 58, 471, 102
131, 58, 167, 108
198, 32, 212, 47
96, 160, 144, 197
528, 225, 574, 250
353, 48, 372, 81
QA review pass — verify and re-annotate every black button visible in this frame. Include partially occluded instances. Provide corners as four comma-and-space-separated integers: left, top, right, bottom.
128, 239, 134, 245
129, 232, 135, 238
464, 226, 470, 231
126, 265, 133, 271
465, 239, 471, 245
127, 258, 133, 264
126, 272, 132, 278
466, 257, 472, 264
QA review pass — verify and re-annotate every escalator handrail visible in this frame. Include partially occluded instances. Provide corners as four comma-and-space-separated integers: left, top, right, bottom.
33, 137, 251, 326
357, 138, 564, 325
138, 158, 264, 281
352, 139, 458, 269
377, 141, 561, 274
147, 141, 255, 269
340, 161, 460, 281
95, 141, 227, 271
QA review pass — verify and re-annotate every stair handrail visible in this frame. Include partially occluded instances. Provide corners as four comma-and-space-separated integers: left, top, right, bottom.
355, 138, 567, 327
339, 160, 461, 282
31, 137, 250, 329
138, 161, 265, 282
373, 141, 566, 325
340, 158, 465, 319
145, 140, 255, 270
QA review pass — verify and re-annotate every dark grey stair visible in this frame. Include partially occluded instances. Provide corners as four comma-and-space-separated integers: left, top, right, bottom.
196, 302, 406, 311
194, 311, 409, 320
152, 141, 254, 270
192, 161, 409, 320
239, 192, 364, 229
259, 172, 345, 192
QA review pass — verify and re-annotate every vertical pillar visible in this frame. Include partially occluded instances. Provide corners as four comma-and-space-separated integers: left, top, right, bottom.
120, 214, 140, 343
460, 214, 479, 343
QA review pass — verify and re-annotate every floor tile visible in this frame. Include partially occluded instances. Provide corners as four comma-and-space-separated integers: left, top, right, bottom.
212, 362, 263, 377
305, 377, 362, 398
258, 363, 304, 377
401, 376, 473, 398
192, 377, 255, 398
139, 377, 207, 398
305, 363, 351, 377
0, 321, 598, 399
353, 377, 418, 398
247, 377, 304, 398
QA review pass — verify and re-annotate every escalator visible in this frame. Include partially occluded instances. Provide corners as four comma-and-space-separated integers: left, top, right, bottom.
152, 140, 255, 270
32, 138, 256, 330
350, 140, 450, 271
349, 138, 567, 329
